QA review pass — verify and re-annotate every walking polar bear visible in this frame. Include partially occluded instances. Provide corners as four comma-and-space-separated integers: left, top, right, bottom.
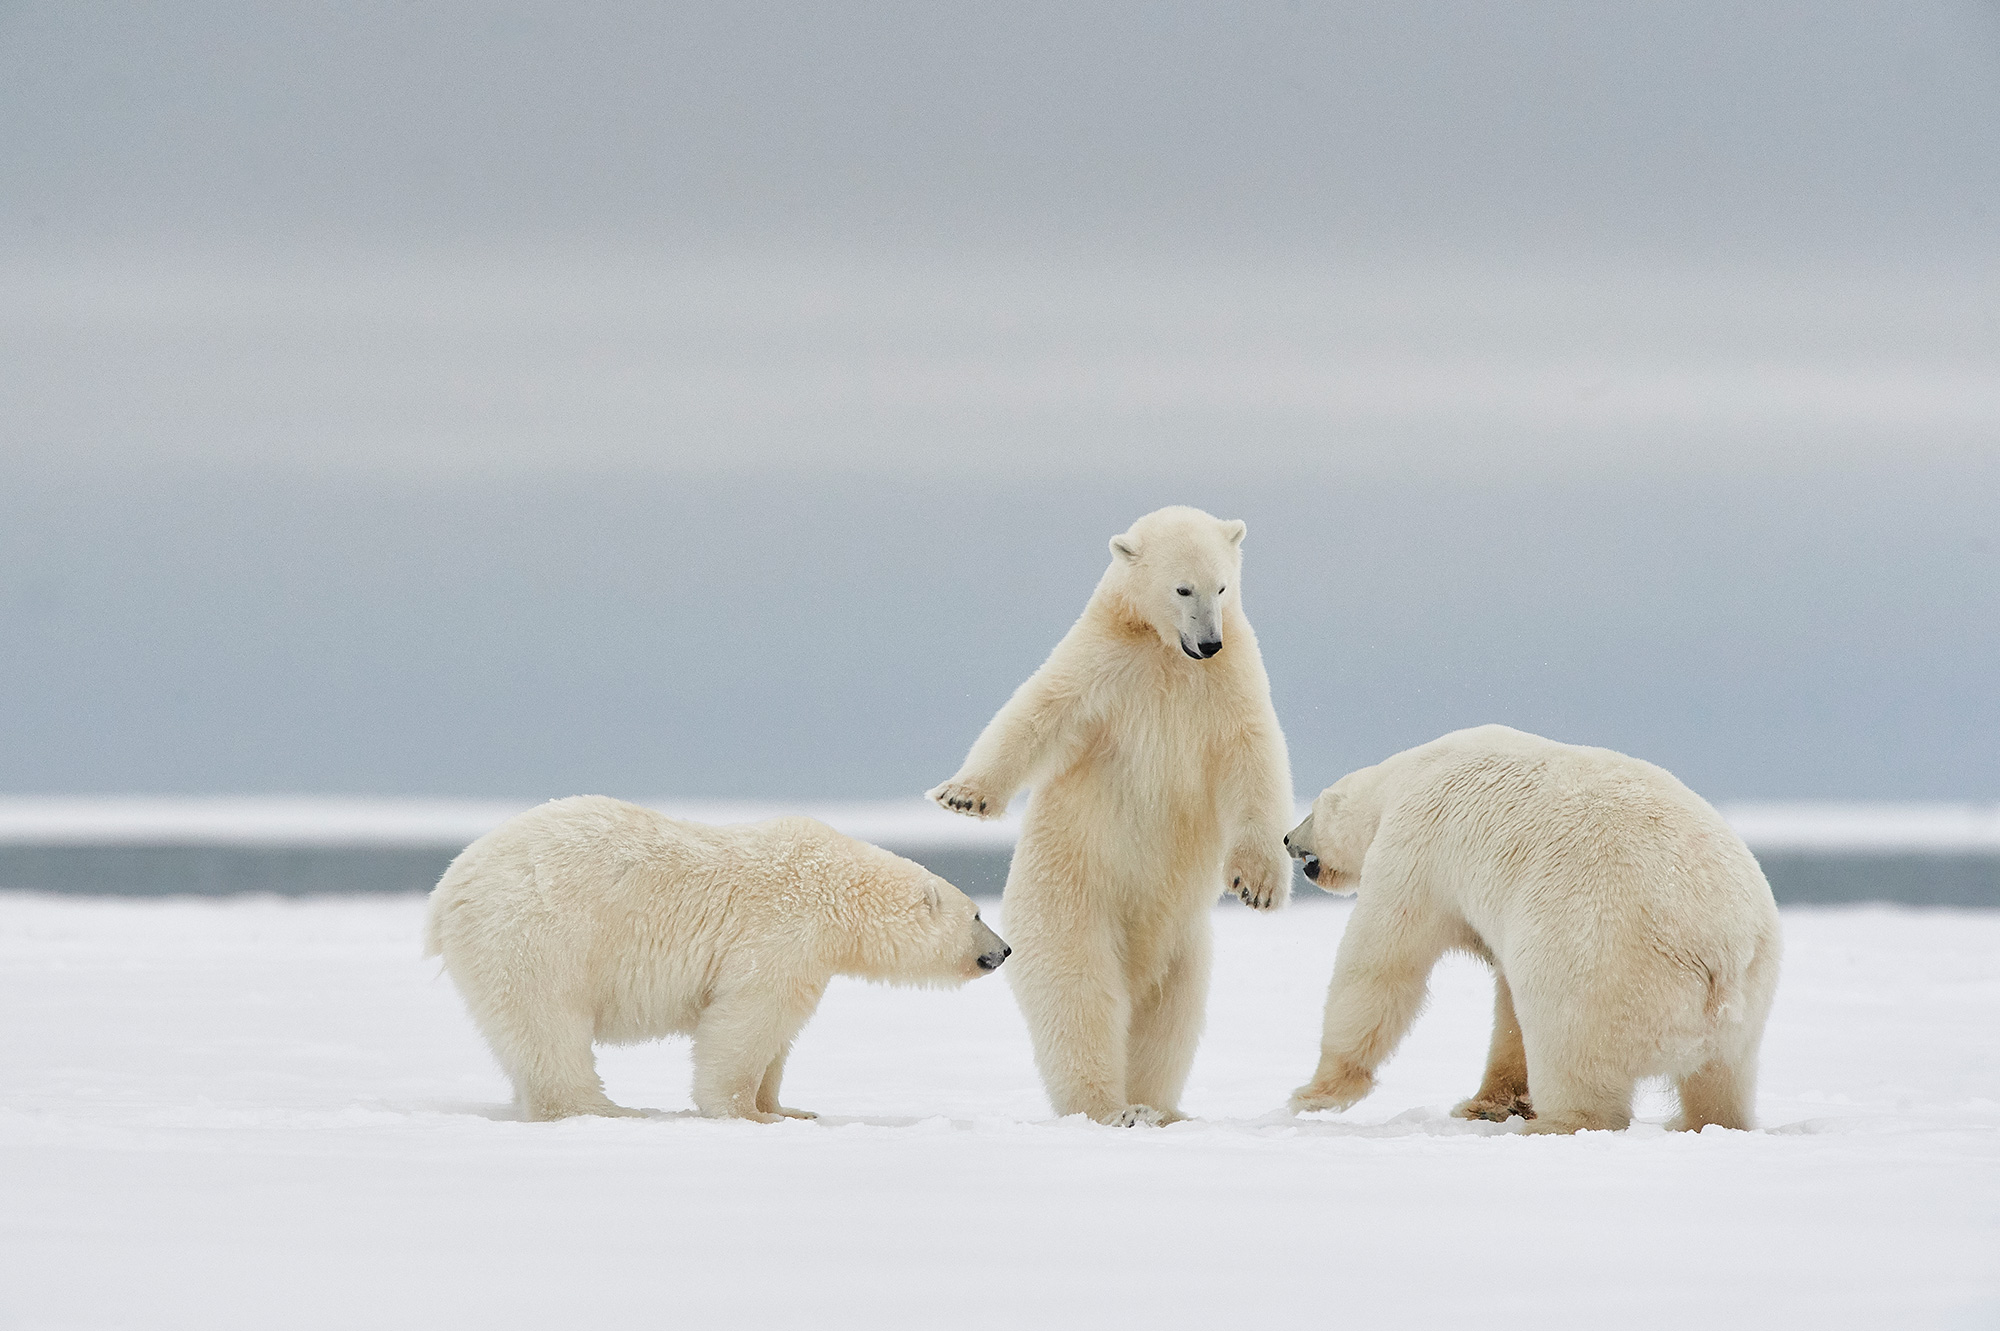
930, 506, 1294, 1125
1285, 726, 1781, 1133
425, 796, 1009, 1121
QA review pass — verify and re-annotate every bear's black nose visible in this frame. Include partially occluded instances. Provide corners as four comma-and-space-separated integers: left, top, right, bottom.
1196, 639, 1223, 659
1302, 855, 1321, 882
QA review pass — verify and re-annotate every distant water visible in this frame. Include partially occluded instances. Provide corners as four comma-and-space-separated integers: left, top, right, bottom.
0, 843, 1017, 901
2, 798, 1994, 904
0, 830, 1994, 907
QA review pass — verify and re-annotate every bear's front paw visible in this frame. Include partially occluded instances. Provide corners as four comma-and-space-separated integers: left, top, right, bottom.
927, 779, 1005, 820
1099, 1104, 1166, 1128
764, 1105, 819, 1121
1452, 1094, 1534, 1123
1226, 839, 1292, 911
1288, 1062, 1374, 1114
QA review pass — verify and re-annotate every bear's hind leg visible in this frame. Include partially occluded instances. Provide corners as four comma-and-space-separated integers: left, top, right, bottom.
1672, 930, 1776, 1132
487, 1004, 636, 1121
1670, 1055, 1755, 1132
1517, 1046, 1634, 1135
1007, 939, 1151, 1125
1453, 970, 1534, 1122
1125, 938, 1211, 1124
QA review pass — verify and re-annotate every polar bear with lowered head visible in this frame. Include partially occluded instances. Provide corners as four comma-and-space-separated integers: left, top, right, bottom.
425, 796, 1009, 1121
1285, 725, 1781, 1133
930, 506, 1294, 1125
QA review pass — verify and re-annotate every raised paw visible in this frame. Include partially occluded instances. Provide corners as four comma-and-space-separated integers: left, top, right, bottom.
1288, 1061, 1375, 1114
927, 779, 1004, 820
1452, 1094, 1535, 1123
1226, 839, 1292, 912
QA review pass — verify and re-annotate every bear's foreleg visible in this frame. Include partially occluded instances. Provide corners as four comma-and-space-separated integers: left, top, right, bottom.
1289, 899, 1448, 1115
1124, 936, 1211, 1123
692, 980, 822, 1123
929, 662, 1091, 821
1452, 970, 1535, 1122
486, 1003, 639, 1122
755, 1042, 820, 1121
1218, 718, 1295, 912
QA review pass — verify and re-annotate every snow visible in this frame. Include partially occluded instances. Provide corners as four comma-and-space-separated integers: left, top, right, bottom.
3, 895, 1995, 1328
1720, 803, 2000, 853
5, 795, 1995, 853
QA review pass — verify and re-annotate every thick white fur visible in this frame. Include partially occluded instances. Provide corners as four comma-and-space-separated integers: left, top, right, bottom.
424, 796, 1007, 1122
1286, 725, 1782, 1134
929, 506, 1294, 1125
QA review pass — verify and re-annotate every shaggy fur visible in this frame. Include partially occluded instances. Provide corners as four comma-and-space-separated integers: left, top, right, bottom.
929, 506, 1294, 1125
424, 797, 1008, 1121
1285, 725, 1782, 1134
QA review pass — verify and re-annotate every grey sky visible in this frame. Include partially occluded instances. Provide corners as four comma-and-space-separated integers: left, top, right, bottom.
4, 1, 1998, 256
0, 2, 1995, 802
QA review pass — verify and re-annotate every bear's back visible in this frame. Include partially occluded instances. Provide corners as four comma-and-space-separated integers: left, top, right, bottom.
1391, 727, 1772, 928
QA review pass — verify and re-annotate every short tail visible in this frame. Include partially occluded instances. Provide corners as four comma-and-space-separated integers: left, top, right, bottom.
1703, 923, 1780, 1035
1702, 962, 1739, 1027
423, 849, 475, 959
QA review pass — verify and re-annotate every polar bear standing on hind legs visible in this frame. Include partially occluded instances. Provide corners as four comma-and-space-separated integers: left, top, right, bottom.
1285, 726, 1782, 1134
930, 506, 1294, 1126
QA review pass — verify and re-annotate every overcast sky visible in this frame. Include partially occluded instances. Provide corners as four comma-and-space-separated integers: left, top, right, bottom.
4, 1, 1999, 256
0, 2, 1995, 802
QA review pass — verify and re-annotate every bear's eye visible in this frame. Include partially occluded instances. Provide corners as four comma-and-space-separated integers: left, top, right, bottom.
1176, 586, 1192, 597
1217, 585, 1226, 594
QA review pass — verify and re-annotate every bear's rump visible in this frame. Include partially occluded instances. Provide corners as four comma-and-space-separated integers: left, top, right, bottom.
1497, 912, 1734, 1079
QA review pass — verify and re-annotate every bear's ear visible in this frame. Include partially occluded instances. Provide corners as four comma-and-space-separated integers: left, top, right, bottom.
1109, 535, 1140, 563
1221, 519, 1247, 546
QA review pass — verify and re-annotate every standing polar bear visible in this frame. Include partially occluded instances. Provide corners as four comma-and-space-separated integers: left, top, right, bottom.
930, 506, 1294, 1125
425, 796, 1009, 1121
1285, 725, 1781, 1133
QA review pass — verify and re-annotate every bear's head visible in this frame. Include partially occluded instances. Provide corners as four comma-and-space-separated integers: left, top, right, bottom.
843, 844, 1010, 986
1104, 506, 1247, 661
1285, 767, 1384, 895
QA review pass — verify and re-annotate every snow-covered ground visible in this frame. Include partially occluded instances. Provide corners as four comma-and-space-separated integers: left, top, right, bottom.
1, 893, 1995, 1330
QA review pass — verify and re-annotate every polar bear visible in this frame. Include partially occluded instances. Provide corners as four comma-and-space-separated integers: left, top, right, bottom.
928, 506, 1294, 1125
424, 796, 1010, 1121
1284, 725, 1781, 1134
